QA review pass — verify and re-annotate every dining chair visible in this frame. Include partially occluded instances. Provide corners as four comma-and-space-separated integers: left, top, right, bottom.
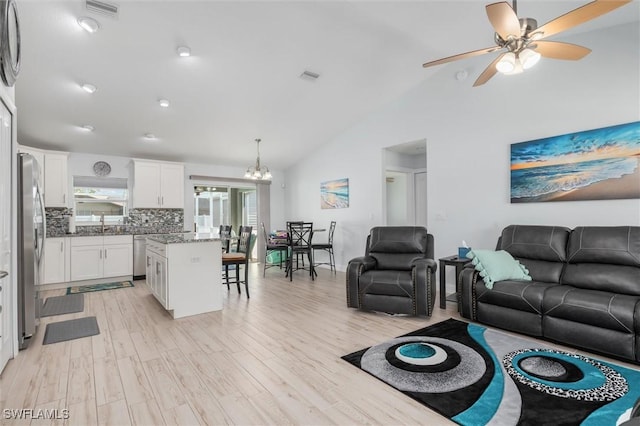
219, 224, 232, 252
312, 221, 336, 273
222, 225, 253, 297
261, 222, 288, 277
286, 221, 314, 281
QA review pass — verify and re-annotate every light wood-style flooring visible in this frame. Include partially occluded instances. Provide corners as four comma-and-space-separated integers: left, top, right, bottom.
2, 264, 637, 425
2, 265, 458, 425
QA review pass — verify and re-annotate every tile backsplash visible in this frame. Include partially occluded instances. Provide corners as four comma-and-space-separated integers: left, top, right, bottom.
45, 207, 185, 237
127, 208, 184, 234
45, 208, 73, 237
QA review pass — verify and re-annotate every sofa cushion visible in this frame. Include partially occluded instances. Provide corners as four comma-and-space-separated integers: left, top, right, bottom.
500, 225, 571, 262
467, 249, 531, 289
567, 226, 640, 267
542, 286, 638, 334
475, 279, 557, 315
369, 226, 427, 253
563, 226, 640, 295
359, 270, 413, 298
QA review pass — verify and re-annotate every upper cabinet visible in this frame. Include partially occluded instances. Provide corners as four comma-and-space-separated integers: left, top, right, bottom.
44, 152, 69, 207
18, 146, 69, 207
132, 160, 184, 209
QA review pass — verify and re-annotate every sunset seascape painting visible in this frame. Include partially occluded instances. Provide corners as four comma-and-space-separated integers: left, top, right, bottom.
510, 121, 640, 203
321, 178, 349, 209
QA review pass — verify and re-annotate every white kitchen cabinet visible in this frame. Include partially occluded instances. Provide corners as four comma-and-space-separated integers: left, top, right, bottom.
42, 237, 70, 284
132, 160, 184, 208
44, 152, 69, 207
146, 236, 221, 318
70, 235, 132, 281
146, 246, 168, 308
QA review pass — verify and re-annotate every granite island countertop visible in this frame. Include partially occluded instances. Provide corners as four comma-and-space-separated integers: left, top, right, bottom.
146, 233, 220, 244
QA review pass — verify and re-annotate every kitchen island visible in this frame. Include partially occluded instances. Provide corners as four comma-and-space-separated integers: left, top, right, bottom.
146, 233, 222, 318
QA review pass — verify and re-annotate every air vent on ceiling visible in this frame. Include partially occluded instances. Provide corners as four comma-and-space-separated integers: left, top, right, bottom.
299, 70, 320, 81
86, 0, 118, 18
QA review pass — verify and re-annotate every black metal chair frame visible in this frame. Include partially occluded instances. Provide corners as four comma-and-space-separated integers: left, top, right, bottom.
312, 221, 336, 273
285, 221, 315, 281
262, 222, 288, 277
222, 225, 252, 297
219, 224, 232, 252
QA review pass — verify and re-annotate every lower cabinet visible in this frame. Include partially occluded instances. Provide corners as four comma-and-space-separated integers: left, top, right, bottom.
146, 238, 222, 318
70, 235, 133, 281
146, 246, 168, 308
42, 237, 70, 284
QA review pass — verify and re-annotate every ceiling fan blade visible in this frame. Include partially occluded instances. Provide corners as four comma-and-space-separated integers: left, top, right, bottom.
530, 0, 631, 40
422, 46, 501, 68
533, 41, 591, 60
486, 2, 522, 40
473, 54, 505, 87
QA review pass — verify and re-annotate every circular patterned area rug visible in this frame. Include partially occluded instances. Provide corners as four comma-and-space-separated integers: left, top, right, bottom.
341, 319, 640, 426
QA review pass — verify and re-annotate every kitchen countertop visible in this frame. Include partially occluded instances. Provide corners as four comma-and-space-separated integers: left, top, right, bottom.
47, 227, 188, 238
146, 233, 220, 244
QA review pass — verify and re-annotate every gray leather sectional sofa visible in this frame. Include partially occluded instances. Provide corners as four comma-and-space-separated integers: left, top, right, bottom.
460, 225, 640, 363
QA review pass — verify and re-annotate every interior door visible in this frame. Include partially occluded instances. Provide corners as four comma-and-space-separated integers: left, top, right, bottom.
0, 99, 13, 371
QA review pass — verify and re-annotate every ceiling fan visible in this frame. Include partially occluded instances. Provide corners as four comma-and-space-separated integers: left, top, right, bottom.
422, 0, 631, 87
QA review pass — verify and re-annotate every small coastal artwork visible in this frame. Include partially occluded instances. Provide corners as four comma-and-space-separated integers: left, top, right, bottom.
321, 178, 349, 209
511, 121, 640, 203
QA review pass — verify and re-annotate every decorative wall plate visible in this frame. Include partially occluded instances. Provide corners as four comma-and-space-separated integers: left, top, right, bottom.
93, 161, 112, 177
0, 0, 21, 87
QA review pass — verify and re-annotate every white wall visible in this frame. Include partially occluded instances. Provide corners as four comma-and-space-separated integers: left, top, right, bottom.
284, 23, 640, 273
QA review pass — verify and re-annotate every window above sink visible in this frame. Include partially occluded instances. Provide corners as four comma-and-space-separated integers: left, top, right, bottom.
73, 176, 128, 225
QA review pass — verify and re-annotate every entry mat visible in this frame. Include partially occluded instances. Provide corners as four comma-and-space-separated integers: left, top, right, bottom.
342, 318, 640, 425
43, 317, 100, 345
66, 280, 133, 295
40, 293, 84, 317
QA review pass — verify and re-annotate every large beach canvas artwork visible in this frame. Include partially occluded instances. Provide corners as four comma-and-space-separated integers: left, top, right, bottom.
321, 178, 349, 209
511, 121, 640, 203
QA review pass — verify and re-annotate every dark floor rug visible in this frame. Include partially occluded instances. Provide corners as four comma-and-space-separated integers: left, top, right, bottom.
43, 317, 100, 345
40, 293, 84, 317
66, 280, 133, 295
342, 318, 640, 426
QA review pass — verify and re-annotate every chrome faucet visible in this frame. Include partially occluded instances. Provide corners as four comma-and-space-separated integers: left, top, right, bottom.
100, 213, 105, 233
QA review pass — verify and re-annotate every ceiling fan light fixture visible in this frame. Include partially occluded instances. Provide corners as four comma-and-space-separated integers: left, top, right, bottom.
496, 52, 516, 73
77, 16, 100, 33
504, 59, 524, 75
519, 48, 541, 69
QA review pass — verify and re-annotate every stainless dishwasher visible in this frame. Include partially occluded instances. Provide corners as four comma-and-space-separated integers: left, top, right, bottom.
133, 235, 149, 279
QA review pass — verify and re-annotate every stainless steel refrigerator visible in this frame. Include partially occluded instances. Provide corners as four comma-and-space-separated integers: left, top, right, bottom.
17, 153, 45, 349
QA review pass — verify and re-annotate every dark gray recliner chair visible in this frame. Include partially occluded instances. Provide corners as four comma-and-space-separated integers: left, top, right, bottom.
346, 226, 437, 316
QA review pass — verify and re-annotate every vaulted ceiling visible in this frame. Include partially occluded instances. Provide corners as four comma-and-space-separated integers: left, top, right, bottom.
15, 1, 639, 170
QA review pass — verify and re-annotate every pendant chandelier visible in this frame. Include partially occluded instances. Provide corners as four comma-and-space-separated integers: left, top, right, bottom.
244, 138, 272, 180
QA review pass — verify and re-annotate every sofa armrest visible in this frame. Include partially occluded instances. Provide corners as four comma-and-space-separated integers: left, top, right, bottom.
459, 265, 481, 320
411, 258, 437, 272
346, 256, 377, 308
412, 258, 437, 316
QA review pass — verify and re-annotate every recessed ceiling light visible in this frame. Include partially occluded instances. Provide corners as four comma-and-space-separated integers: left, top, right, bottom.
81, 124, 95, 131
81, 83, 97, 93
143, 133, 157, 140
177, 46, 191, 57
77, 16, 100, 33
158, 99, 170, 108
